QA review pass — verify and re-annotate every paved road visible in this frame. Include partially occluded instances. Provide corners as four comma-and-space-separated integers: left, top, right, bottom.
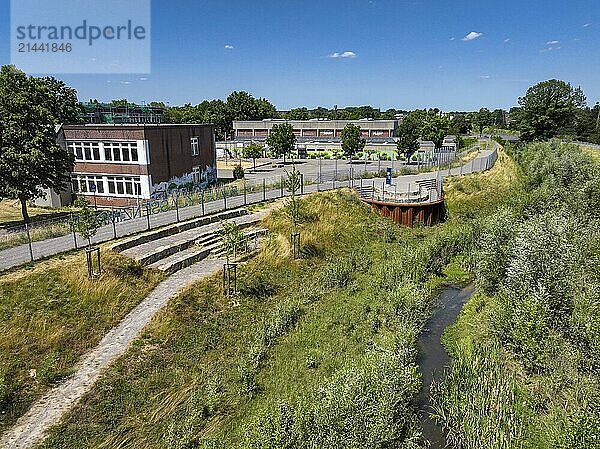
0, 147, 498, 272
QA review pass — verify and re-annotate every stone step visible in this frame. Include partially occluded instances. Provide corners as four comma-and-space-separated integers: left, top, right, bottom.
110, 208, 248, 253
147, 241, 222, 274
136, 231, 218, 266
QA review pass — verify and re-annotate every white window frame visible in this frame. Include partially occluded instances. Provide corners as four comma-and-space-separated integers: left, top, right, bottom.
191, 137, 199, 156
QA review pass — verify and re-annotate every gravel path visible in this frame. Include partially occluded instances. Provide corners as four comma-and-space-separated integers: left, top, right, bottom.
0, 258, 225, 449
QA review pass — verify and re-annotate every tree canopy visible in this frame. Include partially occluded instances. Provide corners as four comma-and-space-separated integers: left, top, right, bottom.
517, 79, 586, 141
242, 142, 265, 170
0, 65, 80, 222
340, 123, 366, 158
266, 123, 296, 161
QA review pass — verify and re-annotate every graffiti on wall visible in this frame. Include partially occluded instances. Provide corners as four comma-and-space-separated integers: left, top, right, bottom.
150, 165, 217, 199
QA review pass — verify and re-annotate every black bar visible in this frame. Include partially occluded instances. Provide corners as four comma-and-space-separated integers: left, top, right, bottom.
25, 223, 34, 262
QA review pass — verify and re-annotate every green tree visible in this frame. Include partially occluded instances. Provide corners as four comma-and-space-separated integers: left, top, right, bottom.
242, 142, 264, 171
474, 108, 493, 137
266, 123, 296, 163
287, 107, 310, 120
340, 123, 366, 159
0, 65, 79, 223
450, 113, 471, 135
227, 91, 259, 121
517, 79, 586, 141
255, 98, 279, 120
396, 110, 425, 159
74, 196, 100, 248
421, 113, 451, 148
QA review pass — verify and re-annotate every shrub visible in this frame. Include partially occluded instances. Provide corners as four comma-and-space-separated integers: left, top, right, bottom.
233, 164, 245, 180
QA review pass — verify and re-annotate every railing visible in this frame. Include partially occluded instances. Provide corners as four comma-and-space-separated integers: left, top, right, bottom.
0, 145, 499, 271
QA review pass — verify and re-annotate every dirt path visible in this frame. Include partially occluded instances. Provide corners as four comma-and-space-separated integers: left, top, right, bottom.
0, 258, 225, 449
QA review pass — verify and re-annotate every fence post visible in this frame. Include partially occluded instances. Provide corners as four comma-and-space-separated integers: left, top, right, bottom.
111, 207, 117, 239
263, 179, 266, 201
145, 204, 151, 230
372, 180, 375, 199
335, 158, 338, 181
243, 181, 247, 205
175, 193, 180, 222
201, 190, 205, 215
280, 176, 284, 197
300, 174, 304, 194
25, 223, 34, 262
70, 213, 78, 249
223, 187, 227, 210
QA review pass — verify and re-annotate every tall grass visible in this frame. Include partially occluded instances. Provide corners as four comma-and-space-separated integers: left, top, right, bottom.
433, 140, 600, 448
40, 189, 479, 449
0, 249, 165, 432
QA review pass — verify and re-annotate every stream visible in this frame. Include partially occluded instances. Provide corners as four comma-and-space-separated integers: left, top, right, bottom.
415, 284, 475, 448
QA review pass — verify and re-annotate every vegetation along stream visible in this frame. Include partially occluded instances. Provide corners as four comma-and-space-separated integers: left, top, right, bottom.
416, 285, 475, 448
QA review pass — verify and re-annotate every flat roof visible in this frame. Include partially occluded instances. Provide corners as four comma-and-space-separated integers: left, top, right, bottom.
62, 123, 212, 128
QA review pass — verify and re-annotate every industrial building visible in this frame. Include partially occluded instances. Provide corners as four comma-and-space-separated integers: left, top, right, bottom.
39, 124, 216, 207
232, 118, 400, 159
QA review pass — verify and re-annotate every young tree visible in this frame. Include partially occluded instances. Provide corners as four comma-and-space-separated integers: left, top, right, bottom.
218, 220, 245, 262
242, 142, 265, 171
340, 123, 366, 160
396, 110, 425, 159
0, 65, 80, 223
517, 79, 586, 141
74, 196, 100, 249
266, 123, 296, 163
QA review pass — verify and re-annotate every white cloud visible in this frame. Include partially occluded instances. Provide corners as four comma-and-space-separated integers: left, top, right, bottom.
541, 46, 561, 53
583, 23, 591, 27
504, 38, 510, 43
449, 37, 456, 41
328, 51, 357, 59
480, 75, 491, 79
120, 81, 132, 85
139, 77, 148, 81
224, 44, 234, 49
462, 31, 483, 41
546, 40, 560, 45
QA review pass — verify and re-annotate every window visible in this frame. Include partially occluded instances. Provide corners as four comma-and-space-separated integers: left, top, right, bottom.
191, 137, 199, 156
192, 166, 201, 184
105, 175, 142, 197
103, 141, 138, 162
68, 142, 100, 162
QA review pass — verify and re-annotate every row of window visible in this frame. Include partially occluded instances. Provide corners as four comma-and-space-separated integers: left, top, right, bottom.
68, 141, 139, 163
71, 174, 142, 197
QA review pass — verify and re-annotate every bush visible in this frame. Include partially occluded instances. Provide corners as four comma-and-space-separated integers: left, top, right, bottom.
233, 164, 245, 180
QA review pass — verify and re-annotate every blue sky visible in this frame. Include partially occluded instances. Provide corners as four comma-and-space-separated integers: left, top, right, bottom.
0, 0, 598, 110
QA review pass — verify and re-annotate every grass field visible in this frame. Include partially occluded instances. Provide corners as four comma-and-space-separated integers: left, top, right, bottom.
34, 192, 466, 448
0, 249, 165, 432
0, 200, 72, 226
35, 149, 523, 449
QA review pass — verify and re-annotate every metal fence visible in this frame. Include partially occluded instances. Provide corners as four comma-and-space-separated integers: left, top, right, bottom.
0, 145, 499, 271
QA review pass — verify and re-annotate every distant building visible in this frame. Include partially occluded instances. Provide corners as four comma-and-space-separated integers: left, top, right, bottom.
233, 118, 400, 159
60, 124, 216, 207
233, 118, 399, 140
81, 102, 165, 124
